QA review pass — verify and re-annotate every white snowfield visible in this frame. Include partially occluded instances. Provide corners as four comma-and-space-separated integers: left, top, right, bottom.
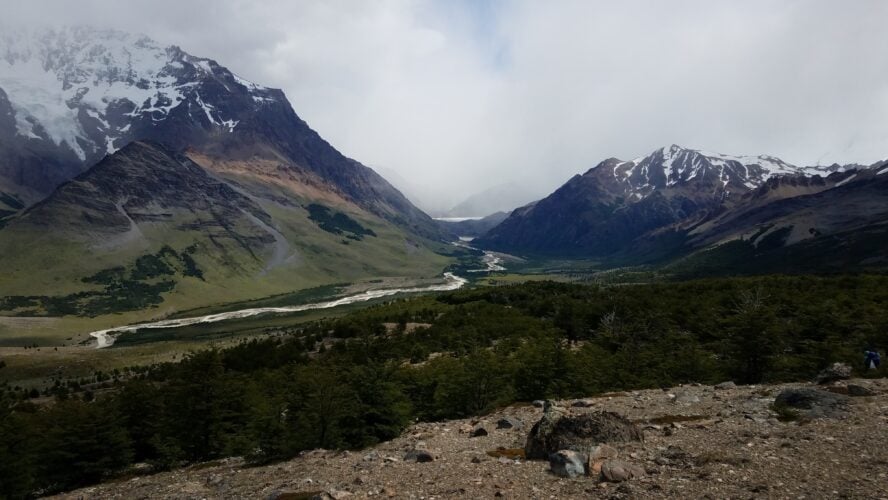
89, 273, 469, 348
0, 26, 268, 160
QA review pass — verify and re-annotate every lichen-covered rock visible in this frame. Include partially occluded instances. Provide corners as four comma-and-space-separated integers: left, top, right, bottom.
774, 388, 849, 419
814, 363, 852, 384
525, 402, 642, 459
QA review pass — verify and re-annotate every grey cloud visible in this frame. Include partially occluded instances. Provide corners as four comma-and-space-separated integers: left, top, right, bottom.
4, 0, 887, 213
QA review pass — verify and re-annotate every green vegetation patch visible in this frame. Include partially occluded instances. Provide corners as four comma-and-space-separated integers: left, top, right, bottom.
0, 246, 204, 317
305, 203, 376, 240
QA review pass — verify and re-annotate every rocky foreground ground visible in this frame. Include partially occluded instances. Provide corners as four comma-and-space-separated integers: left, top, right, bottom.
54, 377, 888, 499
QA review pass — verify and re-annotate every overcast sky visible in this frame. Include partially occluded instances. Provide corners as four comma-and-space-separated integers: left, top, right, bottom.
7, 0, 888, 212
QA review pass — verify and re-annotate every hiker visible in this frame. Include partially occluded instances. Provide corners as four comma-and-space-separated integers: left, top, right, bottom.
864, 349, 881, 370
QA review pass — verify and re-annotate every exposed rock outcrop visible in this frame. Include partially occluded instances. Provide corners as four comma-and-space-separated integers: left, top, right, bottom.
525, 401, 642, 459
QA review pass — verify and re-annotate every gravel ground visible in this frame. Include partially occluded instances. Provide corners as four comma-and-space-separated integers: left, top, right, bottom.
52, 378, 888, 499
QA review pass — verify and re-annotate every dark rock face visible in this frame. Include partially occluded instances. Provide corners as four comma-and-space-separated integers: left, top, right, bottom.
774, 388, 849, 419
525, 402, 642, 460
14, 141, 272, 246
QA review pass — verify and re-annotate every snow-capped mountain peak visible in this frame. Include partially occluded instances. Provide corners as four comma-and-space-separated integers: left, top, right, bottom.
0, 26, 273, 163
599, 145, 807, 199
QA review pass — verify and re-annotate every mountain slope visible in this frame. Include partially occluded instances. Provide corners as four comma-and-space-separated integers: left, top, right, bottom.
0, 26, 442, 240
0, 141, 449, 316
0, 28, 452, 321
660, 168, 888, 275
477, 145, 807, 256
477, 145, 885, 272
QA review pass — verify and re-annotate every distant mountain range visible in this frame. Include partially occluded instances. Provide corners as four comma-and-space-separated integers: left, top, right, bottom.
0, 27, 449, 316
439, 183, 539, 219
477, 145, 888, 274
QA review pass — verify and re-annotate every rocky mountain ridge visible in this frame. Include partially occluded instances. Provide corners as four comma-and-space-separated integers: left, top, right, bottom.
0, 27, 449, 318
477, 145, 887, 272
0, 26, 441, 240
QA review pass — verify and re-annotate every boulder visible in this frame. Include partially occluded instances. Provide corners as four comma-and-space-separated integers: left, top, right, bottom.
548, 450, 588, 478
587, 444, 620, 475
714, 381, 737, 390
532, 400, 545, 408
774, 388, 849, 419
404, 449, 434, 463
847, 384, 875, 397
814, 362, 852, 384
496, 417, 523, 430
525, 402, 642, 460
600, 460, 645, 482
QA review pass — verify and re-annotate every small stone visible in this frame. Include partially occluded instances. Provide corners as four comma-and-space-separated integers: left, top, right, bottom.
471, 456, 482, 464
572, 400, 591, 408
600, 460, 645, 482
549, 449, 588, 478
470, 426, 488, 437
673, 391, 701, 404
404, 449, 434, 463
496, 417, 523, 430
715, 381, 737, 390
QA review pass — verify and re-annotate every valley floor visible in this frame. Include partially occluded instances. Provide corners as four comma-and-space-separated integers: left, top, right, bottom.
53, 378, 888, 499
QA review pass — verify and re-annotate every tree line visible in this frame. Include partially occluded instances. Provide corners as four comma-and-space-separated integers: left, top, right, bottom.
1, 274, 886, 497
